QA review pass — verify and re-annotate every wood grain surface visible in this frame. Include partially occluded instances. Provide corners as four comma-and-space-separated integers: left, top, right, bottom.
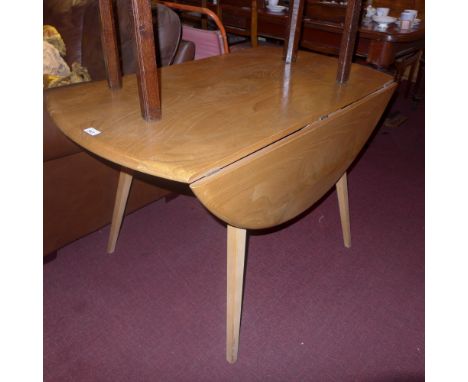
336, 172, 351, 248
190, 84, 396, 229
226, 225, 247, 363
46, 47, 393, 184
107, 168, 133, 254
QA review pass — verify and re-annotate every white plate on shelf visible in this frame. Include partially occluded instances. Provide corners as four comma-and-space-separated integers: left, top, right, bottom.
267, 5, 287, 13
372, 15, 397, 27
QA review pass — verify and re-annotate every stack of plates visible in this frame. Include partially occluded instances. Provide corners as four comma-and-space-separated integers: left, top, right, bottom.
267, 5, 287, 13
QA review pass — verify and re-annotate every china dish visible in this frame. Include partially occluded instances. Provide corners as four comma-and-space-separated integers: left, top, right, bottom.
395, 18, 421, 27
372, 15, 397, 27
267, 5, 287, 13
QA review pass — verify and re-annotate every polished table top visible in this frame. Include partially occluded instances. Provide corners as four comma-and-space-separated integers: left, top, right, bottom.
46, 47, 393, 184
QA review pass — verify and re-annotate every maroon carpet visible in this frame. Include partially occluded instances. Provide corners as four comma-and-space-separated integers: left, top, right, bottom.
44, 89, 424, 381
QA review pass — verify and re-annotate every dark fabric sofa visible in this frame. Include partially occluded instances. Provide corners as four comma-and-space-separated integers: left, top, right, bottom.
43, 0, 195, 256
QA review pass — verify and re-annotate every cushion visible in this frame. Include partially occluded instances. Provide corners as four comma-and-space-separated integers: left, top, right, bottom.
43, 25, 91, 88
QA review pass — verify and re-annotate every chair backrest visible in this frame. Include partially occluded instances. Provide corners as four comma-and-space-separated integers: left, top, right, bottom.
85, 1, 186, 79
182, 25, 227, 59
161, 1, 230, 59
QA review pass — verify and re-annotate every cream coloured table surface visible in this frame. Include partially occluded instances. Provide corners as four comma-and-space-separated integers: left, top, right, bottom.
46, 47, 393, 184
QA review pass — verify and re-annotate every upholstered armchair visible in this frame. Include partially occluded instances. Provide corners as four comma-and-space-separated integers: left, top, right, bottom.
43, 0, 195, 256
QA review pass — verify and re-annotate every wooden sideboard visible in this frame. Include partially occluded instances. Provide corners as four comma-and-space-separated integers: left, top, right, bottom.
301, 18, 424, 69
173, 0, 424, 69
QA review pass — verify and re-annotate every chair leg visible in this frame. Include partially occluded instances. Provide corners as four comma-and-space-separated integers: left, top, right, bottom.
405, 51, 421, 98
201, 0, 208, 29
226, 225, 247, 364
336, 172, 351, 248
250, 31, 258, 48
250, 0, 258, 47
412, 57, 425, 101
107, 168, 133, 254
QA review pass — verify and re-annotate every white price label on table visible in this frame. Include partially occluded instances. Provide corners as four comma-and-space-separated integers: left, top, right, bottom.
83, 127, 102, 136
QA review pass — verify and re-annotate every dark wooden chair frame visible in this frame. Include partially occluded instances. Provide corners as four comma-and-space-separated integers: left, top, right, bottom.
97, 0, 363, 120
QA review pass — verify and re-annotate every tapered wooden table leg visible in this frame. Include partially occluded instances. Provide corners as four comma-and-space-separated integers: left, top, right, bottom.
336, 172, 351, 248
226, 225, 247, 363
107, 168, 133, 254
